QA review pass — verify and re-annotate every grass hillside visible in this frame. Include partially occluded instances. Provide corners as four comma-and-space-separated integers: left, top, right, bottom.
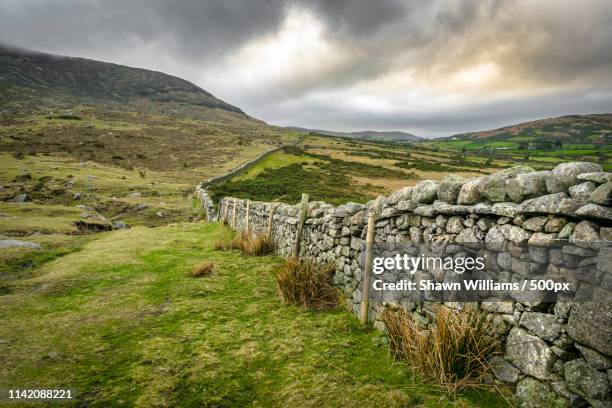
0, 46, 302, 194
0, 221, 507, 407
423, 114, 612, 170
208, 135, 507, 205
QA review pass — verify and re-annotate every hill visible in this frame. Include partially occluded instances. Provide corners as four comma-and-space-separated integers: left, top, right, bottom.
423, 114, 611, 170
0, 44, 249, 119
287, 127, 422, 142
0, 45, 299, 176
442, 114, 611, 144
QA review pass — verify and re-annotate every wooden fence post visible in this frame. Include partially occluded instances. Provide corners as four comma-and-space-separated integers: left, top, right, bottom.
293, 193, 309, 259
223, 201, 229, 223
360, 210, 376, 326
232, 198, 237, 229
245, 200, 251, 233
267, 203, 278, 239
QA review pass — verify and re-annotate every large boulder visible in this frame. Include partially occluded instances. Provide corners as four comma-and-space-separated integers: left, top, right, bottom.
438, 174, 464, 204
564, 359, 611, 404
506, 327, 556, 380
567, 302, 612, 356
478, 166, 533, 203
411, 180, 439, 204
457, 178, 481, 205
546, 162, 602, 193
506, 171, 549, 203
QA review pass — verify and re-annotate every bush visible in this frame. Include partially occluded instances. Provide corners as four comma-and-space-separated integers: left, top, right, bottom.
274, 258, 338, 310
382, 306, 500, 392
189, 261, 214, 277
216, 232, 275, 256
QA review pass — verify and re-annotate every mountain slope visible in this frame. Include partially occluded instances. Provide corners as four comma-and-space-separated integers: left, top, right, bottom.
0, 45, 247, 118
287, 127, 422, 142
0, 45, 297, 174
444, 114, 612, 143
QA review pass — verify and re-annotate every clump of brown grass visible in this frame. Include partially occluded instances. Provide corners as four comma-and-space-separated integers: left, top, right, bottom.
274, 258, 339, 310
213, 239, 228, 251
382, 306, 500, 392
189, 261, 214, 277
216, 231, 275, 256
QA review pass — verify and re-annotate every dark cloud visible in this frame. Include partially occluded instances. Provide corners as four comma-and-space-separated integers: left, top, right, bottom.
1, 0, 611, 137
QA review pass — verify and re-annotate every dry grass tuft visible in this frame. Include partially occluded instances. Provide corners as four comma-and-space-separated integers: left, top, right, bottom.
274, 258, 339, 310
189, 261, 215, 277
216, 231, 275, 256
382, 306, 500, 393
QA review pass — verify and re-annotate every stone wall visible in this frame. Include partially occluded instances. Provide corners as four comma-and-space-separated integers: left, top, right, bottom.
203, 162, 611, 407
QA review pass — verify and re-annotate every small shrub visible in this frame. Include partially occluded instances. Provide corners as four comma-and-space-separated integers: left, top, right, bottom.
274, 258, 338, 310
213, 240, 228, 251
217, 232, 275, 256
382, 306, 500, 392
189, 261, 214, 277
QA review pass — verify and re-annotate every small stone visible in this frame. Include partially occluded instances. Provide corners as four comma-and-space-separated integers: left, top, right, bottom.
575, 343, 612, 370
558, 222, 576, 240
492, 202, 519, 218
412, 180, 439, 204
446, 216, 463, 234
528, 232, 558, 247
518, 193, 568, 214
9, 194, 29, 203
490, 356, 520, 384
457, 178, 481, 205
506, 327, 556, 380
575, 203, 612, 222
564, 359, 611, 403
112, 221, 129, 230
569, 221, 602, 249
519, 312, 561, 341
438, 174, 464, 204
567, 302, 612, 356
0, 239, 42, 249
500, 224, 530, 244
544, 217, 568, 233
569, 181, 597, 201
523, 216, 548, 232
577, 172, 612, 184
515, 377, 567, 408
506, 171, 549, 203
590, 182, 612, 206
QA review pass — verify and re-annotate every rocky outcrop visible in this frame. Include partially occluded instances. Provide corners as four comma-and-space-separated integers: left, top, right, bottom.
205, 161, 612, 407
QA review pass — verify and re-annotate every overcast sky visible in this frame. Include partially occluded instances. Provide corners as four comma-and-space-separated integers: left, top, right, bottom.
1, 0, 612, 138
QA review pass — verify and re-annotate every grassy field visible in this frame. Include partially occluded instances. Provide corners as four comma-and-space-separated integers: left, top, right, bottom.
420, 116, 612, 172
208, 135, 506, 205
0, 222, 508, 407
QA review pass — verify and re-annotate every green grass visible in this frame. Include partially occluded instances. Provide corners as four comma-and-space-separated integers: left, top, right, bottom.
208, 147, 403, 204
0, 223, 507, 407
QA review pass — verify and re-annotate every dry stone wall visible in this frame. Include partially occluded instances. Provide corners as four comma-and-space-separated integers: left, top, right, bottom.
199, 161, 612, 407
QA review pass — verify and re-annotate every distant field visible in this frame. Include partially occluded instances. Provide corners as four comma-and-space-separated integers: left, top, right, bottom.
208, 135, 507, 205
421, 116, 612, 171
